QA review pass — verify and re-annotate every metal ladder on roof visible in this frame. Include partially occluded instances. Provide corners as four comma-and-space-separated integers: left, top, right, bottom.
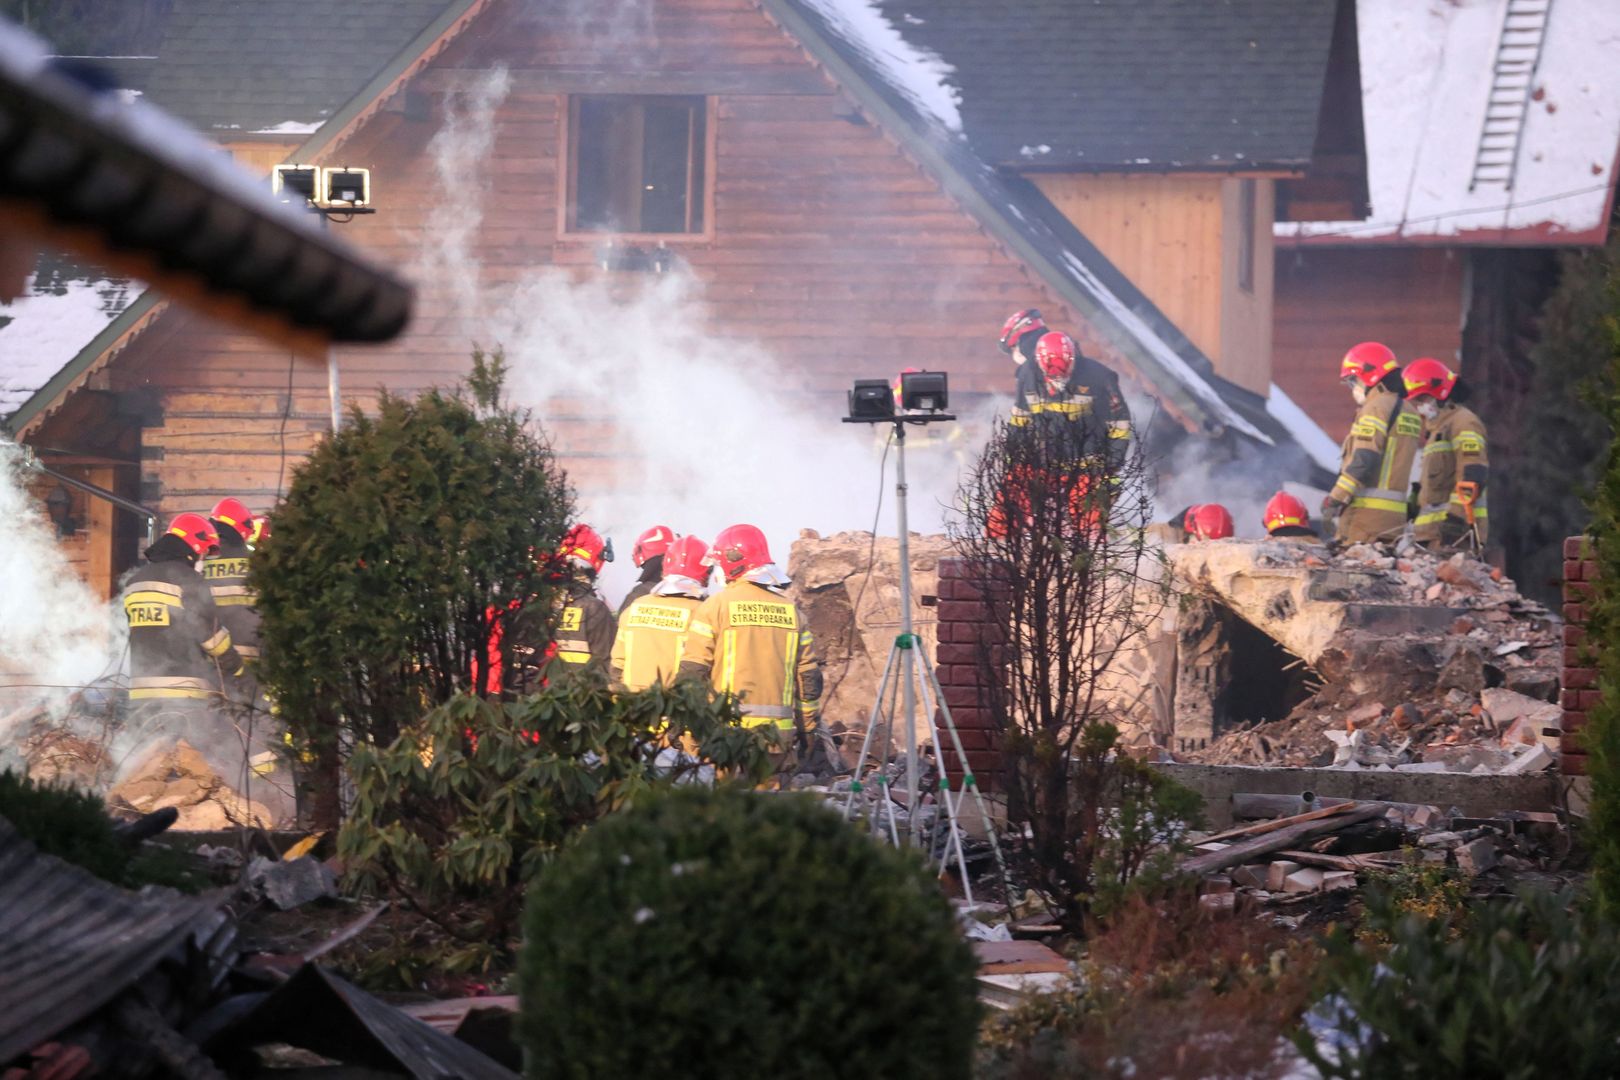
1468, 0, 1554, 192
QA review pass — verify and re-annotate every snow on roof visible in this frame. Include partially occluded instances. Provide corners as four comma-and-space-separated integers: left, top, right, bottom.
251, 120, 324, 135
0, 262, 140, 419
796, 0, 962, 133
1265, 382, 1340, 474
1280, 0, 1620, 246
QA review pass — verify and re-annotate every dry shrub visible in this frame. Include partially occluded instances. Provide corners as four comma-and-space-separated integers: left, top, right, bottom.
979, 891, 1322, 1080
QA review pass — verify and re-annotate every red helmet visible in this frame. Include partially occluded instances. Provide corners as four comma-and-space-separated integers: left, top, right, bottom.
1035, 331, 1076, 382
1340, 342, 1398, 388
1263, 492, 1309, 534
210, 497, 255, 541
167, 512, 220, 559
560, 523, 610, 574
706, 523, 772, 582
1402, 357, 1457, 401
248, 515, 271, 546
892, 366, 922, 407
998, 308, 1045, 355
632, 525, 675, 567
1184, 504, 1234, 541
663, 534, 711, 584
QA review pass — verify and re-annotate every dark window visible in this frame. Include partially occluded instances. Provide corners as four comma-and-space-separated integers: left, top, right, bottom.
567, 95, 708, 235
1237, 179, 1256, 293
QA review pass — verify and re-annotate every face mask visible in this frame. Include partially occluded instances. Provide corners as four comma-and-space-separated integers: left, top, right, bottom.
1414, 398, 1440, 420
1349, 382, 1369, 406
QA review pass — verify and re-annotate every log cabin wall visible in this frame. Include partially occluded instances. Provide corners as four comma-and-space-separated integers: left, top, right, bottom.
58, 0, 1194, 528
1272, 246, 1467, 442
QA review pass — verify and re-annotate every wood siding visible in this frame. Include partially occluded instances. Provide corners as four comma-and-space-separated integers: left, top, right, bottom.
1032, 172, 1275, 394
1273, 246, 1466, 442
30, 0, 1177, 531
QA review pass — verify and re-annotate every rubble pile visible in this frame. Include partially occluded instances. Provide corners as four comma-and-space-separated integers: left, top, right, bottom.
1184, 797, 1573, 919
107, 740, 277, 830
1173, 539, 1561, 771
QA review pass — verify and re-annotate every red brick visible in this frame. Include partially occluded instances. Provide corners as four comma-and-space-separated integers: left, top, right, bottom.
1562, 732, 1590, 755
936, 557, 969, 580
937, 706, 990, 729
1580, 689, 1605, 710
941, 683, 985, 708
1565, 580, 1595, 603
935, 643, 981, 666
1563, 752, 1588, 776
1566, 603, 1588, 624
1585, 560, 1602, 582
951, 728, 999, 751
1565, 625, 1588, 647
1562, 688, 1580, 710
939, 600, 992, 623
1565, 667, 1597, 690
937, 621, 980, 644
1566, 560, 1586, 583
1564, 711, 1587, 732
1566, 536, 1590, 560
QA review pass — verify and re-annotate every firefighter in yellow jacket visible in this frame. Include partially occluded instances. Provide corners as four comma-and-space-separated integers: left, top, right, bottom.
121, 513, 243, 704
1404, 358, 1489, 551
678, 524, 823, 763
611, 534, 711, 691
1323, 341, 1424, 545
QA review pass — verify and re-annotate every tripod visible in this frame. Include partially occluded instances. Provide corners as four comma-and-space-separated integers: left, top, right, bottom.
837, 413, 1008, 906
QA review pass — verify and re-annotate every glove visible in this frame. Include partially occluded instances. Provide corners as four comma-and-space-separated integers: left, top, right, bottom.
1320, 496, 1345, 529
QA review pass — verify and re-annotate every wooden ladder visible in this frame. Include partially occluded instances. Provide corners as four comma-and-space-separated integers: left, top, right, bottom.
1468, 0, 1554, 192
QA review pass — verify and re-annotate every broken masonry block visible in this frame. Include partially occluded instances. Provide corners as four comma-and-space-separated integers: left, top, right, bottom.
1267, 860, 1303, 891
1283, 868, 1326, 893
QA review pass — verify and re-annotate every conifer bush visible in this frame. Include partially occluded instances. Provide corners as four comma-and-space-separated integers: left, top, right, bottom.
518, 787, 980, 1080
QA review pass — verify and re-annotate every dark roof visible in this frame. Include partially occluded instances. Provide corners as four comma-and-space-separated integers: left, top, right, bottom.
141, 0, 453, 132
868, 0, 1339, 170
0, 815, 227, 1064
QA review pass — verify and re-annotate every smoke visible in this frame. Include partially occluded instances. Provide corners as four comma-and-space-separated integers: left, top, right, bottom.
1151, 434, 1325, 539
0, 440, 127, 749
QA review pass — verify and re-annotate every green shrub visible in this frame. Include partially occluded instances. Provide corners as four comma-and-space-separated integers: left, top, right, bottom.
338, 676, 776, 967
1356, 859, 1470, 944
519, 786, 980, 1080
1296, 888, 1620, 1078
0, 770, 203, 892
254, 348, 572, 827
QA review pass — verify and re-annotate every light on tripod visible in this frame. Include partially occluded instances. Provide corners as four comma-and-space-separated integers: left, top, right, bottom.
900, 370, 948, 412
270, 164, 319, 204
847, 379, 894, 420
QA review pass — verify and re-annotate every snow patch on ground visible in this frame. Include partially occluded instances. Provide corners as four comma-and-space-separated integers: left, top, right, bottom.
1266, 382, 1341, 474
799, 0, 962, 132
0, 268, 140, 418
1281, 0, 1620, 243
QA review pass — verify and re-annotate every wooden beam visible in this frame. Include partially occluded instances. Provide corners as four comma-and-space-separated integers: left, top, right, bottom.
1180, 804, 1388, 876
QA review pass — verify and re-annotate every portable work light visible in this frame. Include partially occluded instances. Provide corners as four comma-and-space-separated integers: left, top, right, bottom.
847, 379, 894, 421
320, 166, 371, 208
900, 370, 948, 412
270, 164, 319, 204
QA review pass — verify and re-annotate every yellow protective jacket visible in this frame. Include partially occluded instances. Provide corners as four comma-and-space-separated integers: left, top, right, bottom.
1415, 403, 1489, 546
1329, 385, 1423, 544
611, 587, 704, 691
121, 539, 242, 701
678, 579, 823, 733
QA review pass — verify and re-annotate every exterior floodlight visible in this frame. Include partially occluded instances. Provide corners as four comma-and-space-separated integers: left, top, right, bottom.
900, 370, 948, 412
847, 379, 894, 421
270, 163, 319, 204
320, 166, 371, 207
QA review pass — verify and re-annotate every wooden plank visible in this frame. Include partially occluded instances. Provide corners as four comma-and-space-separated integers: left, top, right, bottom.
1179, 804, 1388, 876
1199, 800, 1363, 845
972, 939, 1070, 975
1274, 850, 1404, 872
418, 67, 830, 96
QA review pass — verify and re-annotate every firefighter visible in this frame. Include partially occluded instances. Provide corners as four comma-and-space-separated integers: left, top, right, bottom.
1404, 358, 1489, 552
678, 524, 824, 770
1324, 342, 1424, 546
1016, 331, 1133, 454
611, 534, 711, 692
120, 512, 243, 705
1169, 503, 1234, 542
618, 524, 675, 615
537, 524, 617, 679
1263, 491, 1319, 541
202, 497, 261, 671
997, 307, 1046, 371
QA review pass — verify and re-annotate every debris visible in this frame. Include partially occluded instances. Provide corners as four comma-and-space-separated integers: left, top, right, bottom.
973, 939, 1070, 976
1267, 860, 1302, 891
1181, 803, 1388, 876
245, 856, 337, 911
1322, 870, 1357, 892
1199, 892, 1237, 914
1455, 836, 1499, 876
1283, 867, 1326, 893
1231, 864, 1268, 889
302, 903, 388, 962
1501, 743, 1555, 775
107, 740, 276, 830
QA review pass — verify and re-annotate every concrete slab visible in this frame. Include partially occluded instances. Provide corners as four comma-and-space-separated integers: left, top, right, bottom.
1158, 762, 1559, 828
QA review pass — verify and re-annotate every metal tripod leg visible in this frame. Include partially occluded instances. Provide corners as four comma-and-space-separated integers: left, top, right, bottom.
914, 667, 976, 906
841, 644, 899, 822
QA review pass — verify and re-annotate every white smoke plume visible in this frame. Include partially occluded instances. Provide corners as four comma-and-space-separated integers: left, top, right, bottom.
0, 440, 127, 754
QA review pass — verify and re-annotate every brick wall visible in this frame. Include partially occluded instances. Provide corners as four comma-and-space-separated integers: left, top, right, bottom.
932, 557, 1004, 787
1563, 536, 1598, 776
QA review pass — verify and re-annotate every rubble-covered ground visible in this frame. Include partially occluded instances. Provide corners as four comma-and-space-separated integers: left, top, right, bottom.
1181, 538, 1562, 772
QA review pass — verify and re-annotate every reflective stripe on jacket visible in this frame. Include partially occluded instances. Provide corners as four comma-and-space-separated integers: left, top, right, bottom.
1010, 355, 1133, 453
1331, 385, 1422, 544
121, 551, 240, 698
551, 579, 616, 671
678, 579, 822, 729
201, 527, 260, 660
611, 591, 703, 691
1415, 403, 1489, 545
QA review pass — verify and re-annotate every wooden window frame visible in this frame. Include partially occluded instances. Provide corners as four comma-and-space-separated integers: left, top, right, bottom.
557, 94, 717, 244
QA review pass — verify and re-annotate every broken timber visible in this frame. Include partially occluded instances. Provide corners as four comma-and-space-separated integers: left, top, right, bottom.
1180, 803, 1388, 876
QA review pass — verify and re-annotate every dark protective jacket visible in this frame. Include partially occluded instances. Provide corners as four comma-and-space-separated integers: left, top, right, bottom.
506, 575, 617, 688
1010, 353, 1133, 460
121, 536, 242, 701
201, 524, 260, 661
1415, 403, 1489, 547
617, 555, 664, 616
679, 578, 823, 735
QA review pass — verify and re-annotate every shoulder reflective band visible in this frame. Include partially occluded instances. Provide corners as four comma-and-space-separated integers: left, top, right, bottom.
211, 584, 258, 606
1455, 431, 1485, 453
1351, 414, 1387, 439
1423, 440, 1454, 455
124, 590, 181, 627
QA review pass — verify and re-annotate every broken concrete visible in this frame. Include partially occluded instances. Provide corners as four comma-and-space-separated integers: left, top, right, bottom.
245, 855, 338, 910
107, 740, 276, 830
